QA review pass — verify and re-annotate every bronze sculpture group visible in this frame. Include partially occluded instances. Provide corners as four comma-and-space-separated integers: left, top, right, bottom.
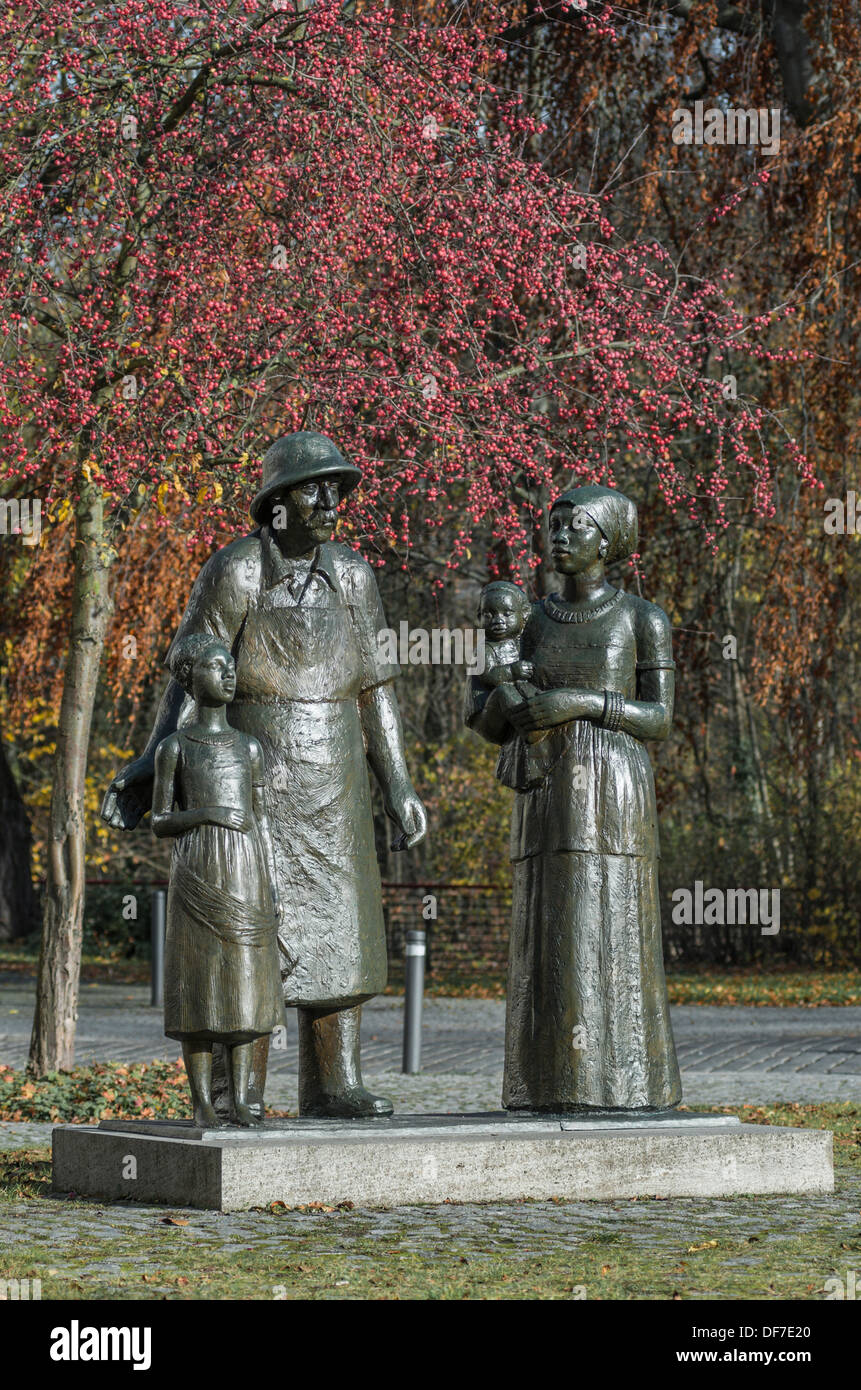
102, 436, 681, 1125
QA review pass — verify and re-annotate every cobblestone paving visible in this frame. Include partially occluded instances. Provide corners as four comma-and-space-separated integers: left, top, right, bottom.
0, 1168, 858, 1303
2, 1175, 859, 1257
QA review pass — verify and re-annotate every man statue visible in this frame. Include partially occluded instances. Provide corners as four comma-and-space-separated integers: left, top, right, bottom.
102, 432, 427, 1118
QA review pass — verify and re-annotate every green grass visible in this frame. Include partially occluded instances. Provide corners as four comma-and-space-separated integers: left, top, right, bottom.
0, 1104, 858, 1300
1, 1216, 854, 1301
666, 969, 861, 1007
386, 966, 861, 1005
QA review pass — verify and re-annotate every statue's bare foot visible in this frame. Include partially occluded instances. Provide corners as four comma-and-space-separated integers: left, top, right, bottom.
300, 1086, 393, 1120
232, 1102, 263, 1128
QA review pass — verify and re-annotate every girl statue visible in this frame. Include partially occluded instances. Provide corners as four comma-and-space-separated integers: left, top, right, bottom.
151, 633, 288, 1127
465, 486, 681, 1113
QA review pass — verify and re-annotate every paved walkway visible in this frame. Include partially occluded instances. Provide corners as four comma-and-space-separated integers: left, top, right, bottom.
2, 975, 860, 1145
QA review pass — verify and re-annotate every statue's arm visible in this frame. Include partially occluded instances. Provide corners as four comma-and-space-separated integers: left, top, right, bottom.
482, 664, 515, 688
615, 665, 674, 741
101, 679, 188, 831
251, 739, 296, 977
150, 736, 195, 838
360, 680, 427, 849
619, 602, 675, 741
340, 551, 426, 849
251, 742, 280, 913
101, 546, 247, 830
506, 602, 675, 742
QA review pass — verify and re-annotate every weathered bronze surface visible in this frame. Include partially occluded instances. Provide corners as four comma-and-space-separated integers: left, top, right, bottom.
102, 432, 427, 1120
465, 486, 681, 1113
151, 634, 285, 1127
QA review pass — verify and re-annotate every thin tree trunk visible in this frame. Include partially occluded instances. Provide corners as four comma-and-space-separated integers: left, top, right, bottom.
29, 482, 112, 1073
0, 734, 36, 940
722, 549, 786, 884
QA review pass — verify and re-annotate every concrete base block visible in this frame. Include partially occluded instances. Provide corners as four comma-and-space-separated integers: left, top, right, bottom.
52, 1112, 833, 1213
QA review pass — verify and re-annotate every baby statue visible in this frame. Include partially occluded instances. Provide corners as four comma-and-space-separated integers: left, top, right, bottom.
476, 581, 536, 693
465, 581, 554, 792
151, 632, 288, 1128
476, 581, 548, 748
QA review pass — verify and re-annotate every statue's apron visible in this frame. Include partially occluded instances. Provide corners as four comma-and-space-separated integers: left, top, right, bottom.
226, 573, 387, 1010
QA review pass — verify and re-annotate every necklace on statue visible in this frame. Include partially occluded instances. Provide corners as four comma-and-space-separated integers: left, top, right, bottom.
183, 727, 237, 746
543, 589, 623, 624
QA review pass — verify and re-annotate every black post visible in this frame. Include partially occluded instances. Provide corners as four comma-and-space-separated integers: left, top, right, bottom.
402, 928, 426, 1074
151, 888, 166, 1008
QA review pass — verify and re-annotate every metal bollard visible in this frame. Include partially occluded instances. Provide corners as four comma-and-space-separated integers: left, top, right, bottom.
402, 928, 426, 1074
151, 889, 166, 1008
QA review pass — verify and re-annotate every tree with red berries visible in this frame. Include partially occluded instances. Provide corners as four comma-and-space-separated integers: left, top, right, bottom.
0, 0, 813, 1069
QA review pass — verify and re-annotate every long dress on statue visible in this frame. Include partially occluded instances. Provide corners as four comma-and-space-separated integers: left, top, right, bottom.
163, 728, 283, 1044
498, 588, 681, 1112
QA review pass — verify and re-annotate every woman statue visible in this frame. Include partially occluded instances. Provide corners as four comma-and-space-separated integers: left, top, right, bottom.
464, 485, 681, 1113
152, 633, 288, 1127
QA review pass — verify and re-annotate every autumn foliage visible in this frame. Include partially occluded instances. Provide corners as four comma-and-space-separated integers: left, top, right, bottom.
2, 1, 857, 1048
0, 0, 813, 564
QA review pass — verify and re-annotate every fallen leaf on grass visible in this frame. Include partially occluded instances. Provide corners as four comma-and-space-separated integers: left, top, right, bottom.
687, 1240, 718, 1253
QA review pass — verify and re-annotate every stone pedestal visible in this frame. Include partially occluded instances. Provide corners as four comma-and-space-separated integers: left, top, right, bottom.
51, 1112, 833, 1213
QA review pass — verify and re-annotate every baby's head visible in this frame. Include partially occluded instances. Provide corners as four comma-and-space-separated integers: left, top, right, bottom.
169, 633, 236, 706
477, 582, 531, 642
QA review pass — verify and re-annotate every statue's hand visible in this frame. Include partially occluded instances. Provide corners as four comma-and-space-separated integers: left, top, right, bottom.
508, 689, 596, 732
205, 805, 252, 832
385, 781, 428, 850
101, 753, 156, 830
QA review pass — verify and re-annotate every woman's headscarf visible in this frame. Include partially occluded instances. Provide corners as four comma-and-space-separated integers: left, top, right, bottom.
551, 484, 638, 563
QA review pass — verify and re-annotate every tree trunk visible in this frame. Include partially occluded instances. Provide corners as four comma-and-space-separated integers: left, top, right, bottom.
29, 482, 113, 1073
0, 734, 36, 940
